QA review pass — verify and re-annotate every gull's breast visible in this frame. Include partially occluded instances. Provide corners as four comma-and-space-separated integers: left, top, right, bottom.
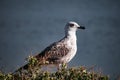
60, 39, 77, 63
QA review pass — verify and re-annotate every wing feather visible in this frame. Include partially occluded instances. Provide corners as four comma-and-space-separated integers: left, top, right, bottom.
35, 42, 69, 64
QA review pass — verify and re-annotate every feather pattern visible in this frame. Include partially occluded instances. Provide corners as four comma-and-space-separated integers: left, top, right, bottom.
35, 39, 70, 64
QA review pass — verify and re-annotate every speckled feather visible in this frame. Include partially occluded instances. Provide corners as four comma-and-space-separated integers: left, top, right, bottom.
17, 40, 70, 70
35, 40, 70, 64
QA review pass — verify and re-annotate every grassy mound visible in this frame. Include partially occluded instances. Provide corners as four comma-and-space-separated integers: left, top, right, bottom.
0, 56, 109, 80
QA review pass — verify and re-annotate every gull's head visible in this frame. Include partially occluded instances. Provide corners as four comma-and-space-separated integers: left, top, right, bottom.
65, 21, 85, 32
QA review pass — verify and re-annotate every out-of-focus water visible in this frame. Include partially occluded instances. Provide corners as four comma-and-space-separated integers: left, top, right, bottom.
0, 0, 120, 79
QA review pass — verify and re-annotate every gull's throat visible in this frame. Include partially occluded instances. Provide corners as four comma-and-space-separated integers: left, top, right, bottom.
66, 30, 77, 41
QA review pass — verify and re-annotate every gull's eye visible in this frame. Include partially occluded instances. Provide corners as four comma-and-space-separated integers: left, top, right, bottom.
69, 23, 74, 27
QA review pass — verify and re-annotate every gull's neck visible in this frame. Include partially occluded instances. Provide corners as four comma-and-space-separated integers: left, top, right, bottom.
65, 30, 77, 42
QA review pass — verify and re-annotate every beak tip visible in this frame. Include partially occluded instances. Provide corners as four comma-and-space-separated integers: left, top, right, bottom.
78, 26, 85, 29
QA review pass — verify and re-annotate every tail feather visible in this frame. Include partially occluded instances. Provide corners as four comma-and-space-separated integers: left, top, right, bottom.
13, 63, 29, 74
19, 64, 29, 70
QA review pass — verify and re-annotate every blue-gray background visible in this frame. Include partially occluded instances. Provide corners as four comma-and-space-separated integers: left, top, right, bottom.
0, 0, 120, 79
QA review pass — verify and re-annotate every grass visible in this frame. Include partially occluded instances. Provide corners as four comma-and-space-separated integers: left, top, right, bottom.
0, 56, 109, 80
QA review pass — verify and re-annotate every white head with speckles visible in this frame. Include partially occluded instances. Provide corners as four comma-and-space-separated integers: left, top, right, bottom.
65, 21, 85, 36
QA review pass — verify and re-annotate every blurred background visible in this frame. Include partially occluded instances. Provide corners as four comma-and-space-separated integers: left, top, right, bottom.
0, 0, 120, 79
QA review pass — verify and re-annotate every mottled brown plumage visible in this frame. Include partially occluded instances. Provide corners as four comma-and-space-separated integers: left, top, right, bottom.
35, 40, 69, 64
16, 39, 70, 71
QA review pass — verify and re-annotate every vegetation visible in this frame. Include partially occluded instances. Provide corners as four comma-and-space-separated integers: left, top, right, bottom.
0, 56, 109, 80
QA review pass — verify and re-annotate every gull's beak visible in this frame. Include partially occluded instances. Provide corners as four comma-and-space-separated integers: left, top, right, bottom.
78, 26, 85, 29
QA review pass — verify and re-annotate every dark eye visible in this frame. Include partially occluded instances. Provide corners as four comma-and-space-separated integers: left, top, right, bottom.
69, 23, 74, 27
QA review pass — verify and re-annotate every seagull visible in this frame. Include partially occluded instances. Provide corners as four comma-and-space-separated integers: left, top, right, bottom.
16, 21, 85, 71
